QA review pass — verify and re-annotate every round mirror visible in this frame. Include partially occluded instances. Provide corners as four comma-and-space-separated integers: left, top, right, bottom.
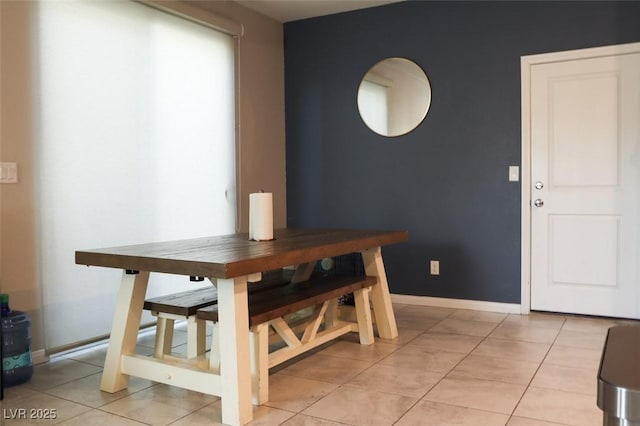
357, 57, 431, 137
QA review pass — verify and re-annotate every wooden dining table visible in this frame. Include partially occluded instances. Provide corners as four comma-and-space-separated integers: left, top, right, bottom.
75, 228, 408, 425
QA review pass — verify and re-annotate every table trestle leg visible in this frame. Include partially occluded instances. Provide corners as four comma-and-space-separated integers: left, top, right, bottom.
291, 262, 316, 283
101, 270, 150, 393
211, 276, 253, 426
361, 247, 398, 339
354, 286, 374, 345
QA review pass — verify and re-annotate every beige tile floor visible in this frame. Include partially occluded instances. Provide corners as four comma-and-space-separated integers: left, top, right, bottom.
2, 304, 637, 425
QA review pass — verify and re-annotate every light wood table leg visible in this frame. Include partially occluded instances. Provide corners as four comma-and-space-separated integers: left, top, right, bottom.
215, 276, 253, 426
353, 287, 374, 345
291, 262, 316, 283
361, 247, 398, 339
101, 270, 150, 392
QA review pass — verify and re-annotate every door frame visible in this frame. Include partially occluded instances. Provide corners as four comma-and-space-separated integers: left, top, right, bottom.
520, 42, 640, 315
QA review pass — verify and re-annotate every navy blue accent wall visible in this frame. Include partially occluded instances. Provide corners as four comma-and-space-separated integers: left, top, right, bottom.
284, 1, 640, 304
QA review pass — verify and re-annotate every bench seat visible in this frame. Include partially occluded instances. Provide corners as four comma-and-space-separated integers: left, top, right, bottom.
197, 274, 378, 404
144, 287, 218, 317
143, 269, 297, 316
197, 274, 377, 326
143, 269, 295, 359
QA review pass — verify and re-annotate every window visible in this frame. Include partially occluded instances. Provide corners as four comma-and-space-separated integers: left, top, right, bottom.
357, 79, 388, 135
36, 0, 236, 350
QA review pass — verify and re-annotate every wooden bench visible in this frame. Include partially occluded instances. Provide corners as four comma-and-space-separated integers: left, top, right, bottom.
144, 286, 217, 359
597, 325, 640, 425
143, 269, 295, 359
197, 274, 377, 404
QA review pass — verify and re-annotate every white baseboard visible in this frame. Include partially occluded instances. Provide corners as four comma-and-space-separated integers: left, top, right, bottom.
391, 294, 522, 314
32, 349, 49, 365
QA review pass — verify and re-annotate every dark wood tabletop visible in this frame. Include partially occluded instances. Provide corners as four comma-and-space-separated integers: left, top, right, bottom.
75, 228, 408, 279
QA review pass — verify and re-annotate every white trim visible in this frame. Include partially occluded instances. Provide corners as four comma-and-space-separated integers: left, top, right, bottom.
391, 294, 521, 314
521, 42, 640, 65
520, 42, 640, 315
32, 349, 49, 365
520, 54, 532, 316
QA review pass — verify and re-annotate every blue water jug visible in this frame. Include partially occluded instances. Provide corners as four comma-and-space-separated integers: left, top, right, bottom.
1, 294, 33, 387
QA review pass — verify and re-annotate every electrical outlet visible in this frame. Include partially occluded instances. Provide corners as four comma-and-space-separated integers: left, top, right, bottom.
430, 260, 440, 275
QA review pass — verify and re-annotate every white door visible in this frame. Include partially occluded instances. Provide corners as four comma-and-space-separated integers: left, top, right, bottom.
529, 50, 640, 319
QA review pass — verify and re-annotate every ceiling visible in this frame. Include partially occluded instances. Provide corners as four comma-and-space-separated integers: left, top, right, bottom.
235, 0, 404, 23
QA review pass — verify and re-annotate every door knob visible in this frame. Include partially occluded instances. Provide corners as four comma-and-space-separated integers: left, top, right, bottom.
535, 181, 544, 190
534, 199, 544, 207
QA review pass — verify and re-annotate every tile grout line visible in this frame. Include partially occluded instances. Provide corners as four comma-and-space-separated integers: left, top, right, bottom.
6, 309, 624, 425
506, 315, 568, 425
392, 308, 504, 425
393, 311, 571, 425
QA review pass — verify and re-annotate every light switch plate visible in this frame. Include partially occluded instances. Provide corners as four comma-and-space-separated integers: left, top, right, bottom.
509, 166, 519, 182
430, 260, 440, 276
0, 162, 18, 184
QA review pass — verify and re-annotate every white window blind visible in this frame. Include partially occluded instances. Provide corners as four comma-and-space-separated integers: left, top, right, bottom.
35, 0, 236, 351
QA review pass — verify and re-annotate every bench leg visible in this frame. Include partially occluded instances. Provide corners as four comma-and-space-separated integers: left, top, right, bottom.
324, 299, 339, 329
153, 316, 175, 358
353, 287, 374, 345
208, 321, 269, 404
209, 322, 220, 372
250, 323, 269, 405
187, 316, 206, 359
